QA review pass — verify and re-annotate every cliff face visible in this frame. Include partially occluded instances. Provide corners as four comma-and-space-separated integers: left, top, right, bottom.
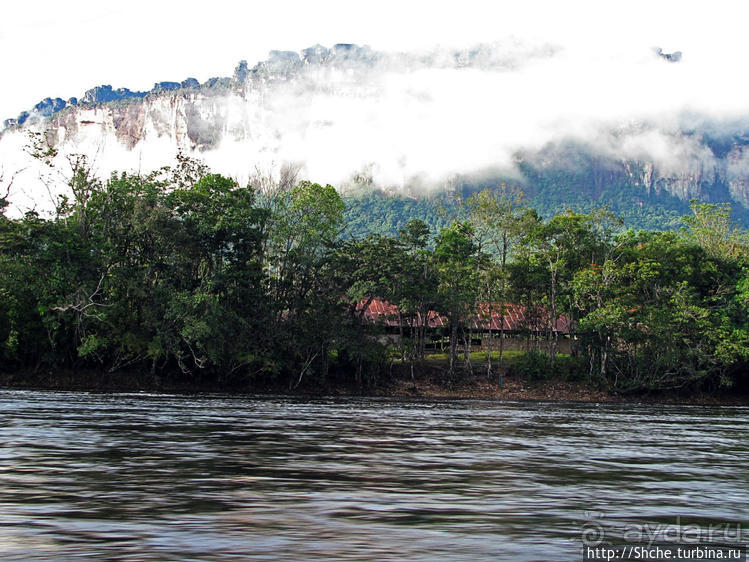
514, 133, 749, 216
46, 94, 221, 152
2, 42, 749, 221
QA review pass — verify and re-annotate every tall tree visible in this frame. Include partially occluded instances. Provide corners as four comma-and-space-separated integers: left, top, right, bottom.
434, 221, 479, 379
465, 187, 526, 375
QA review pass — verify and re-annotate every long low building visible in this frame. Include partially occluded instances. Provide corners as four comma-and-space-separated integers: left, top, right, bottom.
357, 298, 572, 335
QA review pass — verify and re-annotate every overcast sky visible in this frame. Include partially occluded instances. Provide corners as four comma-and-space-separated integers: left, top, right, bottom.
2, 0, 747, 122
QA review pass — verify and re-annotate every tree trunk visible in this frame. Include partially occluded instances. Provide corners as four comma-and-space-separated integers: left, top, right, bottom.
419, 321, 426, 360
449, 323, 458, 379
548, 259, 558, 370
499, 233, 508, 363
398, 311, 405, 361
321, 343, 329, 385
463, 327, 473, 374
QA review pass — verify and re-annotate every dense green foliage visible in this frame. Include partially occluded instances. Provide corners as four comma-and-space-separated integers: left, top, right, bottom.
342, 191, 456, 239
342, 156, 749, 239
340, 187, 693, 240
1, 157, 748, 394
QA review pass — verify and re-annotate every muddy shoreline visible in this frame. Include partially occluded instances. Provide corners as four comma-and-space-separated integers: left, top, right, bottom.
1, 367, 746, 406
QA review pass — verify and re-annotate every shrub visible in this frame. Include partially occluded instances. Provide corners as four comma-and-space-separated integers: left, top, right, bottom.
508, 351, 587, 381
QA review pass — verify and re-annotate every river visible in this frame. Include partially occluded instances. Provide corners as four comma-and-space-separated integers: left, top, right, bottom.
1, 390, 747, 560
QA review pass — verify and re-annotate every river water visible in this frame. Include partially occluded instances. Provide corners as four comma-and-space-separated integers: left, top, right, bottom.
0, 390, 747, 560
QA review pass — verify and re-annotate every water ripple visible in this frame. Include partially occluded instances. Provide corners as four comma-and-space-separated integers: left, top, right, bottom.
0, 391, 747, 560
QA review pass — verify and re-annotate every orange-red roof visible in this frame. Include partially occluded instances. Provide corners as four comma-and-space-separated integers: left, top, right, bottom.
357, 298, 572, 334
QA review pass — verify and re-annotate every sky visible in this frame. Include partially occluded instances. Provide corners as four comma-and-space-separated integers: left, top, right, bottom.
2, 0, 747, 122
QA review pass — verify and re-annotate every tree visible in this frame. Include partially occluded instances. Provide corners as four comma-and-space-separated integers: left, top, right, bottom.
465, 187, 526, 377
263, 181, 347, 387
682, 200, 748, 261
519, 210, 616, 367
574, 228, 749, 391
398, 219, 438, 363
434, 221, 479, 379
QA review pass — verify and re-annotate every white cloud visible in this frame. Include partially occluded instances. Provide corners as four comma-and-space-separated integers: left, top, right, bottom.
2, 0, 749, 213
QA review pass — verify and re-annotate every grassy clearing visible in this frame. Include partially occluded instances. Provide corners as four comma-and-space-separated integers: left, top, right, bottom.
416, 349, 587, 382
424, 350, 565, 363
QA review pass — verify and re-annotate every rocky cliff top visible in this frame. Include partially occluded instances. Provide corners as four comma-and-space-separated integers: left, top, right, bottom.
3, 41, 568, 131
2, 43, 376, 129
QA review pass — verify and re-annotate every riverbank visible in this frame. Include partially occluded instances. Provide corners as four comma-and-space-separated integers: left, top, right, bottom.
1, 363, 746, 405
378, 372, 747, 405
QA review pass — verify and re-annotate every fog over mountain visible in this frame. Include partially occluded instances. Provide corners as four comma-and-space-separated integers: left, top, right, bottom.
2, 40, 749, 218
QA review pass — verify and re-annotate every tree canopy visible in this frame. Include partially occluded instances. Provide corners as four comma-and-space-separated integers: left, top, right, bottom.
1, 158, 747, 395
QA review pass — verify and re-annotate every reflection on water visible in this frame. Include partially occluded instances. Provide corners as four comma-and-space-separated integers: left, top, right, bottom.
0, 390, 747, 560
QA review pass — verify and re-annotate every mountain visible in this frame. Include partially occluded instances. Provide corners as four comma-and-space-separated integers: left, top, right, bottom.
2, 42, 749, 228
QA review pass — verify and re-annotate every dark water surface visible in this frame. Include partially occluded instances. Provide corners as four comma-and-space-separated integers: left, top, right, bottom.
0, 391, 747, 560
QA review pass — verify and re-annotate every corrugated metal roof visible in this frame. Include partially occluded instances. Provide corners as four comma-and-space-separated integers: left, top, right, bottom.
357, 298, 572, 334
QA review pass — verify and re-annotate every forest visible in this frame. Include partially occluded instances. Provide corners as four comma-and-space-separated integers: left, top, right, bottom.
1, 151, 748, 395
